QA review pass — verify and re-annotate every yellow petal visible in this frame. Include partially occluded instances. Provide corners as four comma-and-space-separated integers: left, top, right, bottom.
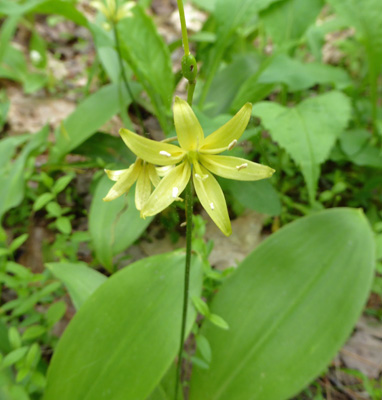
135, 165, 152, 210
104, 167, 131, 182
200, 103, 252, 152
90, 1, 109, 16
199, 154, 275, 181
193, 162, 231, 236
141, 162, 191, 217
174, 97, 204, 151
119, 128, 185, 166
147, 163, 161, 187
103, 161, 140, 201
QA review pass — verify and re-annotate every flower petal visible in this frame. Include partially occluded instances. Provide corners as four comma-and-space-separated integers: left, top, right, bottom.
135, 165, 152, 210
200, 103, 252, 152
104, 168, 131, 182
119, 128, 185, 166
147, 163, 161, 187
193, 162, 231, 236
141, 161, 191, 217
200, 154, 275, 181
103, 161, 141, 202
174, 97, 204, 151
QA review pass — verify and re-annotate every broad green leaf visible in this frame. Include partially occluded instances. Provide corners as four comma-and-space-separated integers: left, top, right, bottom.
260, 0, 323, 46
190, 208, 375, 400
224, 179, 281, 216
50, 83, 136, 161
44, 251, 203, 400
89, 175, 153, 272
117, 5, 174, 134
46, 262, 107, 310
253, 91, 351, 202
148, 363, 183, 400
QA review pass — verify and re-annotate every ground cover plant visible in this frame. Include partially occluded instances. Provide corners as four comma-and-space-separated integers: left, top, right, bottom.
0, 0, 381, 399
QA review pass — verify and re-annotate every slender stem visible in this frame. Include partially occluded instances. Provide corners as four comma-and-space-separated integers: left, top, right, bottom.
112, 23, 146, 134
176, 0, 190, 56
174, 179, 193, 400
174, 2, 197, 398
187, 82, 196, 106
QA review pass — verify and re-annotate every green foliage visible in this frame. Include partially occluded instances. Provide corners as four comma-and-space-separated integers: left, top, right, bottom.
46, 262, 107, 310
253, 91, 352, 202
117, 4, 174, 134
89, 175, 153, 273
0, 127, 48, 225
0, 0, 381, 397
260, 0, 324, 46
51, 84, 135, 161
44, 252, 203, 400
190, 208, 375, 399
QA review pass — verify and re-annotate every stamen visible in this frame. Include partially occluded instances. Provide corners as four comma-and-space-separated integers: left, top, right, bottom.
159, 150, 171, 157
195, 173, 209, 181
172, 187, 179, 198
228, 139, 237, 150
210, 202, 215, 210
236, 163, 248, 171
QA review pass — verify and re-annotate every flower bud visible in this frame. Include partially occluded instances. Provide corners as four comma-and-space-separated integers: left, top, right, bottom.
181, 54, 197, 83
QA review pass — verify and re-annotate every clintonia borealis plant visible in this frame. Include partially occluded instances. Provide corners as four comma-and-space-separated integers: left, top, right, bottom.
41, 1, 376, 400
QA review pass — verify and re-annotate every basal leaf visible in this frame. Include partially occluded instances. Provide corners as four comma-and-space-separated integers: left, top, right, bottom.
224, 179, 281, 216
253, 91, 351, 202
46, 262, 107, 310
89, 175, 153, 272
44, 251, 203, 400
190, 208, 375, 400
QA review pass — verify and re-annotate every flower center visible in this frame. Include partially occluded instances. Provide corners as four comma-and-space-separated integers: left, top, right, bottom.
186, 149, 199, 165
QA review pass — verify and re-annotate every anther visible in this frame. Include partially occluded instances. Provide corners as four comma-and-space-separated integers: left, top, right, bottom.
159, 150, 171, 157
236, 163, 248, 170
210, 202, 215, 210
172, 187, 179, 198
228, 139, 237, 150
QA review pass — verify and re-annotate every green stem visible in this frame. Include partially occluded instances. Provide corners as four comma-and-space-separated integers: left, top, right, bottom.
112, 23, 146, 135
187, 82, 196, 105
177, 0, 190, 56
174, 178, 193, 400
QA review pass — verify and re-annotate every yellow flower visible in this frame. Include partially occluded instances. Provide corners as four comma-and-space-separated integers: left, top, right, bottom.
117, 97, 275, 236
90, 0, 135, 23
103, 158, 160, 211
